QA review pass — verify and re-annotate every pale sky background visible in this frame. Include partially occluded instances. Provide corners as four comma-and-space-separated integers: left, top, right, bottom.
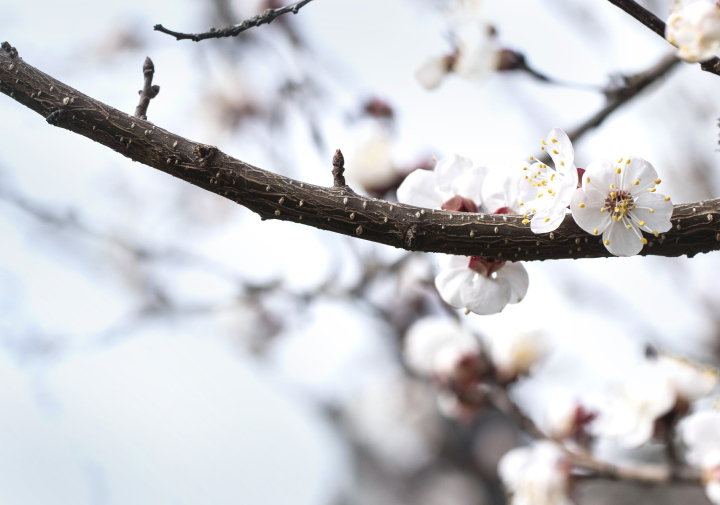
1, 0, 720, 504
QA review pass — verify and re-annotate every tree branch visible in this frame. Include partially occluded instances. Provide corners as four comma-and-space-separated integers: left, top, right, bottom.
154, 0, 315, 42
1, 46, 719, 262
606, 0, 720, 77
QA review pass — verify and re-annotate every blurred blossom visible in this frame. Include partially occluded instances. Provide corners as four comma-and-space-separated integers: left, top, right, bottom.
519, 127, 578, 234
666, 0, 720, 62
683, 410, 720, 504
403, 316, 482, 380
346, 127, 399, 195
570, 157, 672, 257
543, 398, 596, 444
595, 355, 717, 447
346, 374, 443, 473
498, 441, 574, 505
414, 0, 500, 90
486, 331, 546, 383
413, 470, 489, 505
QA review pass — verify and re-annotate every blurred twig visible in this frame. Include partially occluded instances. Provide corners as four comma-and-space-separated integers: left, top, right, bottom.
134, 57, 159, 120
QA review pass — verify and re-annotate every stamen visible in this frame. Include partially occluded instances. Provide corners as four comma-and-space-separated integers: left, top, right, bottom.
544, 218, 550, 222
604, 240, 610, 245
653, 231, 659, 237
616, 168, 621, 174
586, 177, 590, 183
522, 219, 530, 224
600, 207, 606, 212
560, 161, 565, 166
649, 188, 656, 192
541, 139, 547, 145
638, 220, 645, 226
626, 224, 632, 229
610, 192, 616, 199
593, 228, 598, 234
664, 196, 670, 201
579, 203, 585, 208
626, 159, 631, 164
641, 238, 647, 245
552, 149, 559, 154
551, 138, 558, 143
649, 209, 654, 213
529, 156, 534, 160
654, 179, 661, 184
633, 180, 639, 185
618, 158, 623, 163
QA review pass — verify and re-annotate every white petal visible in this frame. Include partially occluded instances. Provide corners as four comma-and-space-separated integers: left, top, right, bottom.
453, 21, 500, 81
632, 192, 673, 233
397, 169, 443, 208
622, 157, 659, 195
461, 274, 512, 315
707, 482, 720, 505
403, 317, 477, 376
582, 159, 616, 201
415, 55, 450, 90
498, 446, 532, 488
438, 254, 471, 270
657, 355, 719, 402
530, 207, 567, 234
602, 219, 644, 257
683, 411, 720, 465
546, 127, 574, 169
497, 262, 529, 304
435, 154, 474, 193
571, 186, 611, 235
452, 165, 488, 206
435, 266, 476, 309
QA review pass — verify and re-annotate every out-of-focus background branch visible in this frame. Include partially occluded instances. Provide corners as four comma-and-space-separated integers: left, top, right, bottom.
1, 1, 720, 505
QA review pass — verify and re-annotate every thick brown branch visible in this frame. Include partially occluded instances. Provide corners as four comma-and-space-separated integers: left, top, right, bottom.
1, 47, 719, 261
134, 57, 159, 119
154, 0, 315, 42
606, 0, 720, 77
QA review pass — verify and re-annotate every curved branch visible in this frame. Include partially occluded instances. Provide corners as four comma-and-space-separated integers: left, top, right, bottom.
1, 47, 719, 262
154, 0, 315, 42
606, 0, 720, 77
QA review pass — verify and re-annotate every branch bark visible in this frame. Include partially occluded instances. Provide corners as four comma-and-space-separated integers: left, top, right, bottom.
1, 46, 719, 262
606, 0, 720, 77
154, 0, 315, 42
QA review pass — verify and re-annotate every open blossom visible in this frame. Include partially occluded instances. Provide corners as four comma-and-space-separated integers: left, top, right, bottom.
570, 156, 672, 256
681, 410, 720, 504
398, 156, 529, 315
666, 0, 720, 63
498, 441, 574, 505
518, 128, 578, 234
415, 0, 500, 90
403, 316, 484, 383
544, 398, 597, 443
486, 331, 546, 383
595, 355, 718, 447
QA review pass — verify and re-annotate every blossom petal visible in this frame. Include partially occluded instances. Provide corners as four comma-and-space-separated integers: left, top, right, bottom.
482, 168, 522, 213
632, 192, 673, 233
570, 186, 611, 235
461, 274, 512, 315
621, 157, 659, 195
530, 206, 566, 234
435, 266, 476, 309
397, 168, 443, 208
452, 165, 488, 206
554, 163, 579, 208
414, 55, 450, 90
582, 159, 616, 201
497, 262, 529, 303
546, 127, 574, 170
435, 154, 474, 193
438, 254, 471, 270
602, 219, 643, 257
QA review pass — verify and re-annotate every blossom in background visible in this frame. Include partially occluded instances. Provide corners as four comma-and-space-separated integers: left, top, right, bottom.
681, 410, 720, 504
398, 156, 529, 315
518, 128, 578, 234
570, 157, 673, 256
544, 398, 597, 444
666, 0, 720, 62
403, 316, 485, 383
595, 355, 718, 447
485, 330, 546, 383
346, 127, 399, 195
498, 441, 574, 505
415, 0, 500, 90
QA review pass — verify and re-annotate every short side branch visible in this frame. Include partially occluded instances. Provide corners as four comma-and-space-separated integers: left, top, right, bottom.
134, 57, 159, 120
154, 0, 315, 42
1, 47, 719, 262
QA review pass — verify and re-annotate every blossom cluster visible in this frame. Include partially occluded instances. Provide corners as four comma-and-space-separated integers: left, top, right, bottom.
665, 0, 720, 63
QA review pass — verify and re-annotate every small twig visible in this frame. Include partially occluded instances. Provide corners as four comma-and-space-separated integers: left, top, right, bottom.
606, 0, 720, 77
565, 53, 680, 145
134, 57, 159, 120
498, 50, 604, 93
154, 0, 315, 42
332, 149, 346, 188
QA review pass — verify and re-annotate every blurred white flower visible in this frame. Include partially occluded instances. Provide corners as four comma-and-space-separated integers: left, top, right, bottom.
346, 127, 398, 194
666, 0, 720, 62
414, 0, 500, 90
498, 441, 573, 505
397, 154, 486, 211
544, 398, 597, 442
570, 157, 672, 256
403, 316, 483, 382
682, 411, 720, 504
486, 331, 545, 383
595, 355, 717, 447
519, 128, 578, 234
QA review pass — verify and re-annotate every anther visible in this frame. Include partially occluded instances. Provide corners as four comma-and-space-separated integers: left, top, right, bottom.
616, 168, 621, 174
579, 203, 585, 208
649, 188, 656, 192
641, 238, 647, 245
604, 240, 610, 245
654, 179, 661, 184
593, 228, 598, 235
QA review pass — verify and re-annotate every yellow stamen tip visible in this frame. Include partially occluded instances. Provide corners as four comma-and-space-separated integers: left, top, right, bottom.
633, 180, 639, 185
649, 209, 654, 213
552, 149, 559, 154
653, 231, 659, 237
626, 159, 631, 164
641, 238, 648, 245
604, 240, 610, 245
579, 203, 585, 208
522, 219, 530, 224
626, 224, 632, 229
616, 168, 621, 174
618, 158, 623, 163
654, 179, 661, 184
649, 188, 656, 192
639, 220, 645, 226
544, 217, 550, 222
586, 177, 590, 183
593, 228, 598, 235
664, 196, 671, 201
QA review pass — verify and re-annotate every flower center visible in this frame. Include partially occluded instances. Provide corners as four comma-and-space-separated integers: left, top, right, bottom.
605, 189, 634, 222
441, 195, 478, 213
468, 256, 506, 277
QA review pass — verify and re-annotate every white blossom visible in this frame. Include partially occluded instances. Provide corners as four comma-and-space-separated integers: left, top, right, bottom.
570, 157, 672, 257
486, 331, 546, 382
595, 355, 717, 447
519, 128, 579, 234
498, 441, 574, 505
544, 398, 596, 442
403, 316, 482, 380
666, 0, 720, 63
682, 411, 720, 504
346, 128, 398, 194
